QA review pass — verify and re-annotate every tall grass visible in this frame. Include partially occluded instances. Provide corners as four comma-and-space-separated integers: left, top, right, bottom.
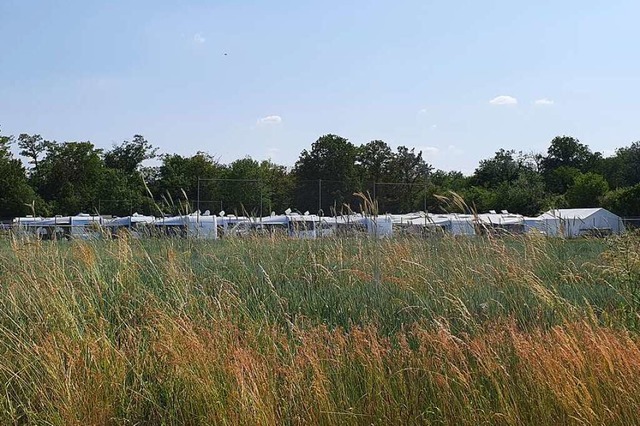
0, 233, 639, 424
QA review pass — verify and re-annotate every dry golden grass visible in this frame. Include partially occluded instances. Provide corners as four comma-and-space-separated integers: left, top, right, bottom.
0, 234, 638, 424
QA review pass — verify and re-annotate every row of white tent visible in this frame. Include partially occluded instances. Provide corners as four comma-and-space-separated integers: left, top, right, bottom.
12, 208, 625, 240
12, 212, 387, 240
388, 208, 625, 237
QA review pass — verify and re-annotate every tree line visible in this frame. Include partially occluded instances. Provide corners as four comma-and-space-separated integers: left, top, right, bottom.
0, 126, 639, 219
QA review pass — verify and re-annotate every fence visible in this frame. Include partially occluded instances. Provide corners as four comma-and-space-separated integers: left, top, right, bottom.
196, 178, 431, 217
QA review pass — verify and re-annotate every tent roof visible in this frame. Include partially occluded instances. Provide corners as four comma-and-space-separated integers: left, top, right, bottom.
107, 215, 156, 226
539, 208, 608, 220
39, 217, 71, 225
475, 213, 524, 225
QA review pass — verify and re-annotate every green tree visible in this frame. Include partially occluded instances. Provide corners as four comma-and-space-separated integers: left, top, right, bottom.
293, 134, 359, 214
426, 170, 470, 212
17, 133, 49, 174
217, 157, 293, 216
152, 152, 224, 215
0, 130, 12, 158
473, 149, 526, 188
492, 171, 548, 216
104, 135, 157, 175
356, 140, 394, 187
611, 142, 640, 187
460, 186, 497, 213
383, 146, 432, 213
222, 157, 264, 215
565, 172, 609, 208
99, 135, 157, 215
93, 167, 160, 217
34, 141, 105, 214
0, 130, 45, 217
546, 166, 581, 194
541, 136, 600, 173
258, 160, 293, 215
602, 184, 640, 217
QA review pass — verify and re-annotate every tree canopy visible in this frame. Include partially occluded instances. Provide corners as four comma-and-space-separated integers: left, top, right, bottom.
0, 125, 639, 219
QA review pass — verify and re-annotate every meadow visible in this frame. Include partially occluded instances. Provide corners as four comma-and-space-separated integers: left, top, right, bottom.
1, 233, 640, 425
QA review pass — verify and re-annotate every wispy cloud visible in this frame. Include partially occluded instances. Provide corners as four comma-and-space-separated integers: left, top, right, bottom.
418, 108, 428, 115
534, 98, 554, 105
193, 33, 206, 44
421, 146, 440, 156
489, 95, 518, 106
257, 115, 282, 125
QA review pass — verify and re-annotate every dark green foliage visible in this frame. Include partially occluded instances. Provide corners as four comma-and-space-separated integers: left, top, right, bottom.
608, 141, 640, 187
356, 139, 394, 185
546, 166, 581, 194
148, 152, 221, 214
541, 135, 600, 173
104, 135, 157, 175
293, 134, 360, 214
0, 131, 41, 218
17, 133, 49, 173
3, 123, 640, 218
473, 149, 529, 188
602, 184, 640, 216
566, 172, 609, 208
33, 141, 105, 214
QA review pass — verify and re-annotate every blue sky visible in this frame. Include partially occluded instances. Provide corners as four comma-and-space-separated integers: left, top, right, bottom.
1, 0, 639, 173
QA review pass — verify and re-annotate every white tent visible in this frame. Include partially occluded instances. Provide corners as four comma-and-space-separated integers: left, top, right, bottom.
12, 216, 46, 238
390, 213, 450, 236
29, 213, 104, 240
364, 215, 393, 238
449, 214, 476, 236
155, 213, 218, 239
287, 213, 322, 239
538, 208, 624, 237
475, 213, 525, 234
258, 213, 393, 239
523, 216, 562, 236
106, 213, 156, 238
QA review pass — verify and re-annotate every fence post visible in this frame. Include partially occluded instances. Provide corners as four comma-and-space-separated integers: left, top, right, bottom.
318, 179, 322, 215
197, 177, 201, 216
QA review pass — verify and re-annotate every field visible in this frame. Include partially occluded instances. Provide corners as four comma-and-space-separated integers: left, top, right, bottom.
1, 234, 640, 424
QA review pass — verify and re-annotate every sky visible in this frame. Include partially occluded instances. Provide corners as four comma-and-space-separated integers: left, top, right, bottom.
1, 0, 639, 174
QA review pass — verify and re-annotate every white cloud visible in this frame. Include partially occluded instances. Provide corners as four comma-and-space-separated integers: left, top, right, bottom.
421, 146, 440, 156
534, 98, 554, 105
431, 124, 437, 129
193, 33, 206, 44
489, 95, 518, 106
257, 115, 282, 125
418, 108, 428, 115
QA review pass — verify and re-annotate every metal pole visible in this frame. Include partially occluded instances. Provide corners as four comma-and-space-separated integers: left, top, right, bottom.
259, 181, 263, 218
318, 179, 322, 215
424, 183, 427, 212
197, 177, 201, 215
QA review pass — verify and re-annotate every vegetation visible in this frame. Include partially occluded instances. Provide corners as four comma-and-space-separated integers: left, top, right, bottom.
2, 126, 640, 218
1, 234, 640, 424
